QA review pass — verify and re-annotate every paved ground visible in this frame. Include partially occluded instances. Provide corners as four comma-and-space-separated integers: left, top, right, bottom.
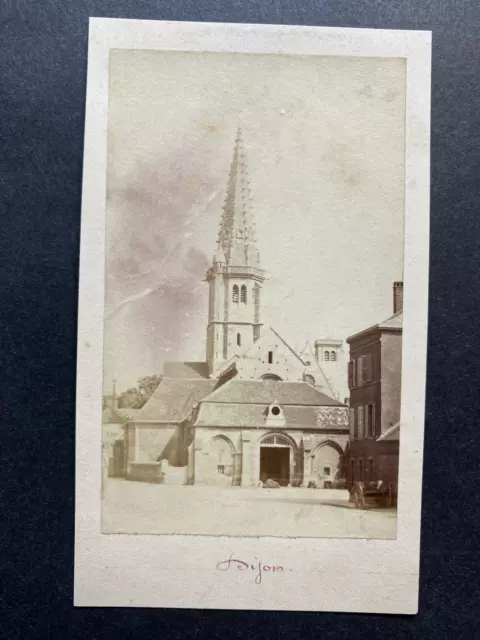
102, 479, 397, 539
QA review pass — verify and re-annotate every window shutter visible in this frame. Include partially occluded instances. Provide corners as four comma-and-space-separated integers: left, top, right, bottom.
357, 356, 364, 386
366, 353, 373, 381
358, 406, 364, 439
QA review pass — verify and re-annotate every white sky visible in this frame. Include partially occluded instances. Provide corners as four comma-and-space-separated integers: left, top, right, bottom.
104, 50, 406, 392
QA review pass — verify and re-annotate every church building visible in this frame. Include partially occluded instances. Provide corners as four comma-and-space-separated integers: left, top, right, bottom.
123, 129, 349, 487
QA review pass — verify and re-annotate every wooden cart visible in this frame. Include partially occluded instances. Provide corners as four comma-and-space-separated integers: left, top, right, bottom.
351, 480, 395, 509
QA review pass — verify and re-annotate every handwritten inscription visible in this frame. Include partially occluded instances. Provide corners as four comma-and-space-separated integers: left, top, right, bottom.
216, 554, 284, 584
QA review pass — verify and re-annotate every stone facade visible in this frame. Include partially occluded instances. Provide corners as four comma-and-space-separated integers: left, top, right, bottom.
346, 283, 402, 497
102, 385, 138, 478
120, 131, 349, 486
190, 427, 348, 488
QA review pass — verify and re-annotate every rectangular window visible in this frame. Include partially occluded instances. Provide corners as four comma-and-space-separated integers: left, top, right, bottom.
374, 404, 381, 438
352, 359, 357, 387
367, 458, 374, 476
268, 351, 273, 364
217, 465, 225, 474
366, 353, 373, 382
348, 361, 353, 388
367, 404, 374, 437
324, 467, 331, 476
349, 408, 355, 439
357, 406, 364, 439
358, 355, 370, 386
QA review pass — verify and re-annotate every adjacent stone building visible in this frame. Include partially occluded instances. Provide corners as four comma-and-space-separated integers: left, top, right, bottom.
102, 384, 138, 478
122, 129, 349, 486
345, 282, 402, 497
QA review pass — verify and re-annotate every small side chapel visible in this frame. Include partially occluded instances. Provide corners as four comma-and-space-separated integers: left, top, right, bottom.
123, 129, 349, 487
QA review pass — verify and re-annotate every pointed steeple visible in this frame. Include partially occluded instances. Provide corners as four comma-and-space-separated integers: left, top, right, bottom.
205, 128, 266, 374
216, 128, 261, 267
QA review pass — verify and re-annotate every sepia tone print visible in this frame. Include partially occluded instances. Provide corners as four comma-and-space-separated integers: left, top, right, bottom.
102, 50, 406, 538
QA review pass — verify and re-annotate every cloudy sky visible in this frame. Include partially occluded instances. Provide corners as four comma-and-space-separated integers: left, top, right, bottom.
103, 50, 406, 392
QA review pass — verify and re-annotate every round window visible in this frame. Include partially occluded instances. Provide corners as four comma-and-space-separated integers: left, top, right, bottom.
271, 406, 281, 416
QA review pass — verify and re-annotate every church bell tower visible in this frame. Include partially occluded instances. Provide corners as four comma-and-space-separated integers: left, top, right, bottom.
206, 128, 266, 376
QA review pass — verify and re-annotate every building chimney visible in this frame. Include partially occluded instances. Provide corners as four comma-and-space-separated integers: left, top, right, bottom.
393, 282, 403, 314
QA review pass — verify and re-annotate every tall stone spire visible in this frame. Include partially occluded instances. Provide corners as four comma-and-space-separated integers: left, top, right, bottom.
205, 128, 266, 375
215, 128, 260, 268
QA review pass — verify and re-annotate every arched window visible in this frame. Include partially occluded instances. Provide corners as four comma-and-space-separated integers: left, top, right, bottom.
324, 351, 330, 361
240, 285, 247, 303
232, 285, 239, 303
261, 434, 291, 447
330, 350, 337, 361
237, 333, 241, 347
260, 373, 283, 381
304, 374, 316, 386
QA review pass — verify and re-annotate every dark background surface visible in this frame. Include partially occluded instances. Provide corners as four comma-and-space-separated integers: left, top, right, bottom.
1, 1, 479, 638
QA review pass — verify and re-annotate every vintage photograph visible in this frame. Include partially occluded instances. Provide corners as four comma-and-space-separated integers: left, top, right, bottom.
101, 48, 406, 538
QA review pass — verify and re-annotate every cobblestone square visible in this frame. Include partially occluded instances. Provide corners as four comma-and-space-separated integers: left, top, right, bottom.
102, 478, 397, 539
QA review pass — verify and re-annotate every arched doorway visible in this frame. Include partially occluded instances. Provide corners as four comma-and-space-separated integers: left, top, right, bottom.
310, 441, 344, 488
204, 436, 235, 486
259, 433, 295, 486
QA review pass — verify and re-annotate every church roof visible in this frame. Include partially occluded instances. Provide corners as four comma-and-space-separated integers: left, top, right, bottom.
201, 379, 342, 406
194, 402, 349, 430
134, 378, 218, 423
163, 361, 210, 379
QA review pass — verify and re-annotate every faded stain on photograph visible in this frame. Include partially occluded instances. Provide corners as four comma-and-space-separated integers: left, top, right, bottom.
101, 50, 405, 538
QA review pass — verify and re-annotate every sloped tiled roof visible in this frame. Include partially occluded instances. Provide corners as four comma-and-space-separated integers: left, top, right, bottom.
378, 311, 403, 330
194, 402, 349, 430
201, 379, 341, 406
134, 378, 218, 422
163, 361, 210, 379
347, 310, 403, 342
377, 421, 400, 441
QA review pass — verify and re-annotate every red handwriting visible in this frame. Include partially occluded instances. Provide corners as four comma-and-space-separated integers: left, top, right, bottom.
216, 554, 284, 584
